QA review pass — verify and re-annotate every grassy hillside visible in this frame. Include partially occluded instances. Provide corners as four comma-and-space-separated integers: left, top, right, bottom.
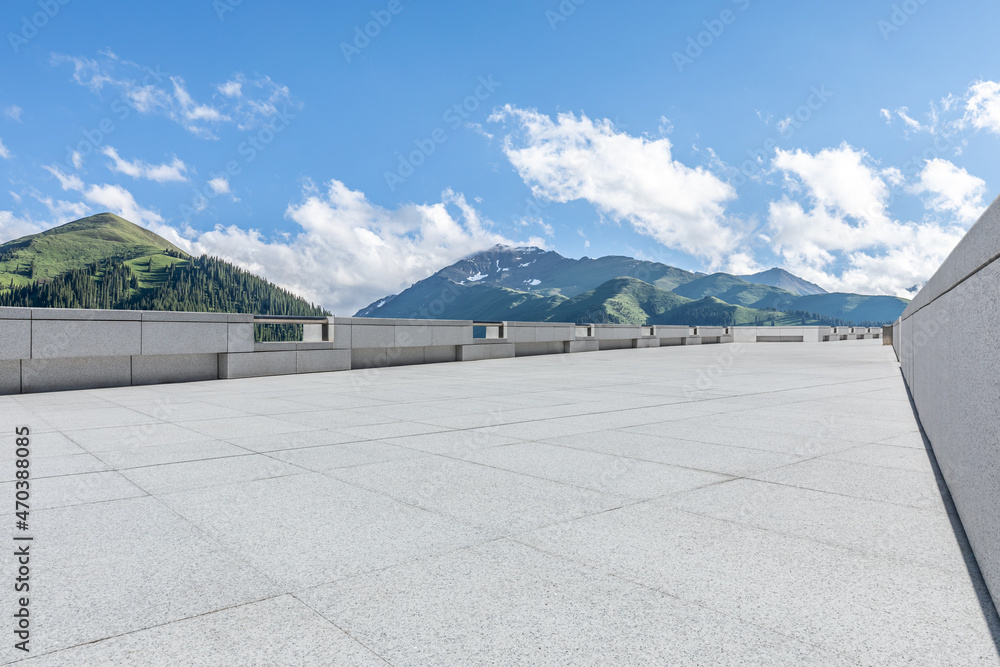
671, 273, 798, 307
651, 297, 834, 326
0, 213, 187, 288
544, 277, 692, 324
0, 213, 328, 338
361, 274, 566, 321
790, 293, 911, 324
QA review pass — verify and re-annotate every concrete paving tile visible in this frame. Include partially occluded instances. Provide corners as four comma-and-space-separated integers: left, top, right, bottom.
176, 415, 317, 439
280, 393, 390, 410
31, 406, 163, 430
752, 458, 945, 511
543, 429, 803, 477
383, 430, 524, 455
0, 431, 86, 459
330, 456, 628, 535
270, 409, 399, 430
334, 421, 450, 441
156, 473, 492, 589
13, 393, 116, 408
223, 428, 363, 453
199, 396, 320, 416
62, 422, 209, 452
876, 430, 932, 449
466, 418, 606, 442
300, 538, 852, 667
0, 470, 145, 510
1, 497, 282, 662
519, 503, 1000, 665
19, 595, 386, 667
660, 478, 971, 574
128, 401, 250, 422
824, 442, 938, 473
410, 411, 527, 430
623, 422, 855, 458
0, 452, 109, 482
463, 442, 731, 499
270, 440, 427, 472
95, 439, 248, 469
121, 454, 304, 495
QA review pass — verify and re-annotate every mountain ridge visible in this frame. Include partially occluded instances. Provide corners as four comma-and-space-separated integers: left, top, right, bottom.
357, 245, 908, 326
0, 213, 328, 323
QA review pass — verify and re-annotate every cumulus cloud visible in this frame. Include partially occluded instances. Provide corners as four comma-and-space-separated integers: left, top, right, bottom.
0, 138, 10, 159
169, 180, 518, 314
0, 212, 45, 242
962, 80, 1000, 134
489, 106, 739, 265
908, 158, 986, 224
101, 146, 189, 183
83, 183, 164, 227
765, 143, 974, 297
772, 144, 891, 230
4, 106, 21, 122
51, 53, 299, 139
207, 176, 231, 195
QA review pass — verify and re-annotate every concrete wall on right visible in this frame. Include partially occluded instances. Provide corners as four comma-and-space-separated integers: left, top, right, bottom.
896, 193, 1000, 608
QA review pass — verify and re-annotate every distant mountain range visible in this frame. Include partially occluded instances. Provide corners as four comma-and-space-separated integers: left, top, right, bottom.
0, 217, 907, 328
0, 214, 327, 326
356, 245, 908, 326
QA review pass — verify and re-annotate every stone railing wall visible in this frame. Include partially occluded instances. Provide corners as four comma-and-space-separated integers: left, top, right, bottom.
892, 193, 1000, 608
0, 308, 881, 395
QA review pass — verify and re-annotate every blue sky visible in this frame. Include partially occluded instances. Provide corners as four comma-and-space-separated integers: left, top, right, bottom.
2, 0, 999, 313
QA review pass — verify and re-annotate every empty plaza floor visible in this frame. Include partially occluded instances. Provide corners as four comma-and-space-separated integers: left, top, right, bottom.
2, 341, 998, 665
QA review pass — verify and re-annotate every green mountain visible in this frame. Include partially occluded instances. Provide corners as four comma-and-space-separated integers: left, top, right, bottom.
0, 212, 187, 288
370, 274, 567, 321
544, 277, 692, 325
0, 214, 328, 334
738, 267, 827, 296
671, 273, 798, 308
357, 245, 908, 326
421, 244, 699, 298
790, 293, 911, 324
543, 282, 847, 327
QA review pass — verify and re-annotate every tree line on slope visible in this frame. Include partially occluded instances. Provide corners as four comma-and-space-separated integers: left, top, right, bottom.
0, 254, 329, 341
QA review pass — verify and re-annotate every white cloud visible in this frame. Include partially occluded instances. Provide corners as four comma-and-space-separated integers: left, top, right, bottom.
724, 252, 763, 275
0, 138, 10, 159
207, 177, 231, 195
772, 144, 891, 229
101, 146, 189, 183
52, 53, 299, 139
4, 106, 22, 122
218, 80, 242, 98
83, 183, 164, 227
962, 80, 1000, 134
490, 106, 738, 265
43, 165, 84, 191
882, 79, 1000, 139
0, 212, 45, 242
30, 190, 89, 222
171, 77, 229, 128
765, 143, 971, 297
170, 180, 517, 314
908, 158, 986, 224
